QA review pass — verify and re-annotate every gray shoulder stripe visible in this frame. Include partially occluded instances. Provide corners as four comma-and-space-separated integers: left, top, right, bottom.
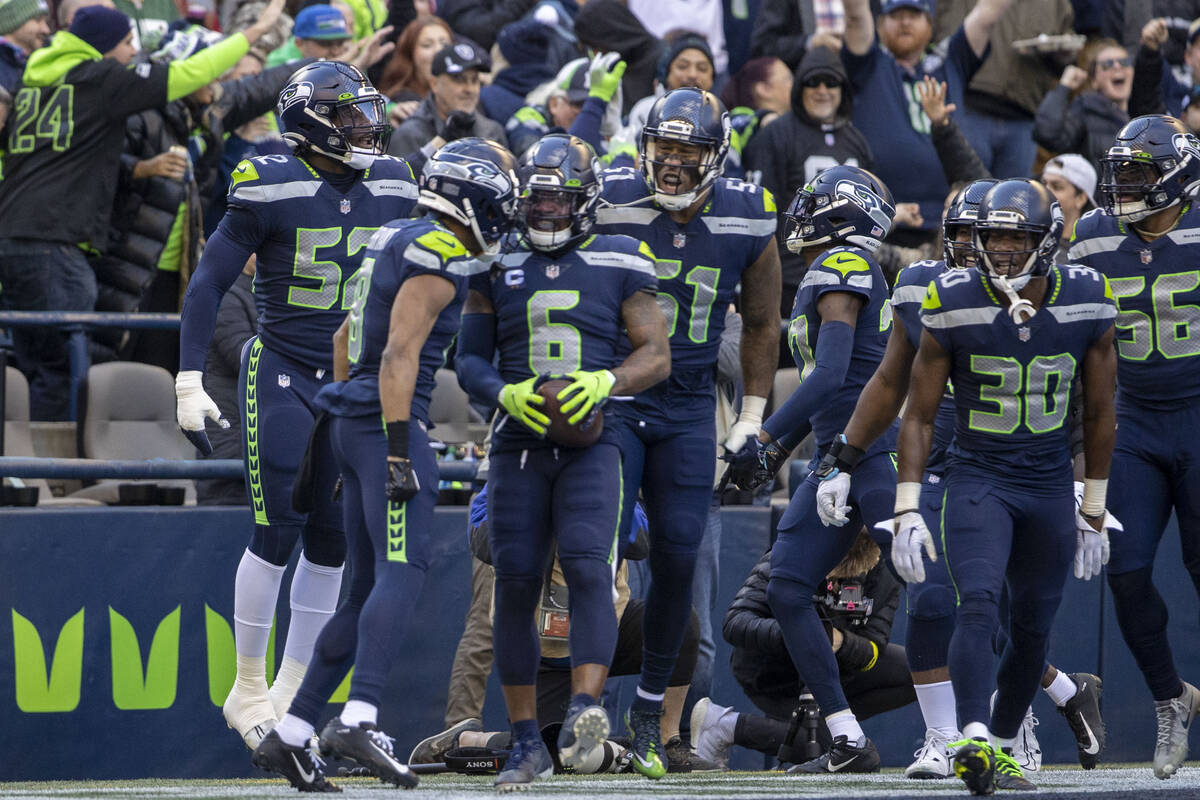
595, 207, 662, 226
921, 307, 1001, 329
232, 180, 323, 203
891, 285, 927, 305
800, 270, 840, 289
446, 258, 492, 276
363, 179, 417, 199
1047, 303, 1117, 324
578, 250, 656, 275
700, 216, 776, 237
403, 242, 443, 272
1067, 235, 1125, 259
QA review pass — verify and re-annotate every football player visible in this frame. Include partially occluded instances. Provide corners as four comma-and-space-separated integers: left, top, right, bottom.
1069, 114, 1200, 779
250, 138, 520, 791
893, 179, 1118, 795
812, 179, 1106, 777
175, 61, 417, 749
455, 133, 671, 790
752, 165, 896, 774
592, 87, 781, 777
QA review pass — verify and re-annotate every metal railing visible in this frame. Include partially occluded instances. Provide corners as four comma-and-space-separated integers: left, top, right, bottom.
0, 456, 480, 482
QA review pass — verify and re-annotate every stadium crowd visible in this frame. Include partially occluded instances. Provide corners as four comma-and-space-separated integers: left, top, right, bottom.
1, 0, 1199, 795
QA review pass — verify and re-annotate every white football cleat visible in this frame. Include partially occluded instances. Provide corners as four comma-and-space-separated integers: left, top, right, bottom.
905, 727, 956, 779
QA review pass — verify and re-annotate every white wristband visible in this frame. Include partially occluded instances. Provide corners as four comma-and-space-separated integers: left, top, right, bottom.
895, 482, 921, 514
1081, 478, 1107, 518
737, 395, 767, 426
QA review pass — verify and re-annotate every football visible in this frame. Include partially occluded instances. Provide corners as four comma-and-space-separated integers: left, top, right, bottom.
537, 378, 604, 448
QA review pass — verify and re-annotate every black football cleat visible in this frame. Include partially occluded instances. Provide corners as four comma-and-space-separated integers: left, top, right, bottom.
953, 739, 996, 796
1058, 673, 1105, 769
788, 735, 880, 774
251, 730, 341, 793
319, 719, 418, 789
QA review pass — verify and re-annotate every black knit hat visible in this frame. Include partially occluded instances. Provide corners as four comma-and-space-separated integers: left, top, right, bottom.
655, 32, 713, 85
69, 6, 131, 54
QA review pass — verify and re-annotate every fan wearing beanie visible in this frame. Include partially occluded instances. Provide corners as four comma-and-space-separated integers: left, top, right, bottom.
0, 0, 49, 94
0, 0, 285, 421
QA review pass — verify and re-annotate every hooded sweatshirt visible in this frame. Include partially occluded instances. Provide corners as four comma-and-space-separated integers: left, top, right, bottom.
0, 30, 250, 249
744, 46, 872, 306
574, 0, 662, 116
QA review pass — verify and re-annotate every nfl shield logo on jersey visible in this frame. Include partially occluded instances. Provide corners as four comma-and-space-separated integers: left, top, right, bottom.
340, 198, 351, 215
278, 373, 291, 388
1141, 248, 1153, 264
545, 264, 559, 279
1018, 327, 1031, 342
673, 233, 687, 249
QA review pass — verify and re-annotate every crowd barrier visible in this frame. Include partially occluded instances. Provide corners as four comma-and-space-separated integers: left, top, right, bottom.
1, 504, 1197, 779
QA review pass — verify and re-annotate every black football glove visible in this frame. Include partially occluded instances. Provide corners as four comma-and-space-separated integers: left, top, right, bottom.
723, 440, 790, 492
440, 110, 476, 142
386, 456, 420, 503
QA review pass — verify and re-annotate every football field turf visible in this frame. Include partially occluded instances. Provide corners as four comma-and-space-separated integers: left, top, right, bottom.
7, 767, 1200, 799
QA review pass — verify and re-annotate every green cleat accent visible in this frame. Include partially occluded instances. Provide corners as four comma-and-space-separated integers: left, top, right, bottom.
626, 708, 667, 779
951, 739, 996, 796
994, 747, 1037, 791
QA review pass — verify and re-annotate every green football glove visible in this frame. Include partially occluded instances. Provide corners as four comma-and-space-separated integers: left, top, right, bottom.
588, 51, 626, 104
498, 377, 550, 434
556, 369, 616, 424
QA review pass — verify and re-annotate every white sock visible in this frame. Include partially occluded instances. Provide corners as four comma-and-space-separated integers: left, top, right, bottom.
341, 699, 378, 727
636, 687, 665, 703
914, 680, 959, 739
274, 713, 315, 747
233, 549, 285, 660
963, 721, 989, 742
283, 554, 343, 666
1044, 671, 1078, 707
268, 656, 307, 719
825, 709, 865, 747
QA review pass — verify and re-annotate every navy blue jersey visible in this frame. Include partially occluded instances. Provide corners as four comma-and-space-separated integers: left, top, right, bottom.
892, 259, 956, 476
473, 233, 658, 452
224, 153, 418, 371
790, 246, 894, 446
920, 265, 1116, 493
318, 217, 483, 422
1068, 206, 1200, 411
593, 168, 776, 371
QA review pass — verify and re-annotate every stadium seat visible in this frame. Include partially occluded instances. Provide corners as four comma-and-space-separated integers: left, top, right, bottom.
429, 367, 484, 444
2, 366, 102, 507
69, 362, 196, 505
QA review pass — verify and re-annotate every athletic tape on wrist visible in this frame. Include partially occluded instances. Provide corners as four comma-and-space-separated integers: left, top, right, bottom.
895, 482, 921, 514
1081, 477, 1107, 518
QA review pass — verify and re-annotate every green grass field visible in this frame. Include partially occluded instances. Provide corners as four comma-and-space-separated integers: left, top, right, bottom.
6, 766, 1200, 800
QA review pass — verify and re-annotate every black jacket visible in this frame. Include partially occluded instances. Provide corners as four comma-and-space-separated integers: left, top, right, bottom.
197, 271, 256, 505
573, 0, 663, 117
437, 0, 539, 51
749, 0, 814, 71
94, 61, 303, 318
386, 94, 508, 157
930, 117, 990, 187
1033, 85, 1129, 169
723, 547, 900, 701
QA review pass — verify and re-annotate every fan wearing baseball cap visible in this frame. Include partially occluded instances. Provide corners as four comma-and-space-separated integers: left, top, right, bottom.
1042, 153, 1097, 260
387, 39, 509, 159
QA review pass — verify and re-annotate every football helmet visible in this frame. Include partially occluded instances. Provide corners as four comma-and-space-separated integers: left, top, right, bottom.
1099, 114, 1200, 222
639, 88, 731, 211
973, 179, 1062, 290
783, 165, 894, 254
418, 138, 520, 254
942, 179, 998, 269
277, 61, 389, 169
516, 134, 601, 252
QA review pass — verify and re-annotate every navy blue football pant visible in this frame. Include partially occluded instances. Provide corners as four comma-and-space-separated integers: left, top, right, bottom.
489, 443, 622, 686
289, 414, 436, 722
616, 399, 716, 697
238, 337, 345, 568
942, 475, 1074, 738
1106, 401, 1200, 701
767, 448, 896, 720
905, 477, 958, 673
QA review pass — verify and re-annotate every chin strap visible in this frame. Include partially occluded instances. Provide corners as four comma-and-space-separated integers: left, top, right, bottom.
993, 275, 1036, 323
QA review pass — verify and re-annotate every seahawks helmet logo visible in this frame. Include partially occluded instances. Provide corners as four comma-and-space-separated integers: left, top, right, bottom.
835, 179, 892, 230
279, 81, 313, 112
1172, 132, 1200, 162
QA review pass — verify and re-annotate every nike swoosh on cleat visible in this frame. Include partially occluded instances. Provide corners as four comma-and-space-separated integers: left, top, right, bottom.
289, 754, 316, 784
634, 754, 660, 770
1076, 715, 1101, 755
826, 757, 857, 772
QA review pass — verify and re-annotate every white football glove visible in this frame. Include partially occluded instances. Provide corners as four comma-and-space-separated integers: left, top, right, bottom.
175, 370, 228, 455
876, 512, 937, 584
1072, 481, 1121, 581
722, 395, 766, 459
816, 472, 852, 527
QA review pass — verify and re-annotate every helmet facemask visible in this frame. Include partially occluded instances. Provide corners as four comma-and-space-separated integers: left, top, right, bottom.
1099, 153, 1172, 222
942, 221, 978, 268
519, 184, 592, 251
640, 123, 726, 211
973, 213, 1059, 323
286, 90, 389, 169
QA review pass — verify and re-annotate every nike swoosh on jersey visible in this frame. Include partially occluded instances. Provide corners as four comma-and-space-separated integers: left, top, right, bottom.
290, 753, 316, 784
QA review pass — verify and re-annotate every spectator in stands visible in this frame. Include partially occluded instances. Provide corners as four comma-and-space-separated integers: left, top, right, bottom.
1041, 153, 1096, 262
377, 15, 451, 121
437, 0, 537, 51
1034, 39, 1133, 169
1184, 84, 1200, 132
1104, 0, 1200, 72
0, 0, 50, 95
94, 22, 308, 372
386, 40, 508, 157
504, 55, 621, 158
0, 0, 285, 420
931, 0, 1076, 179
840, 0, 1013, 247
1132, 16, 1200, 118
226, 0, 293, 67
744, 45, 872, 318
112, 0, 178, 51
196, 256, 256, 506
718, 56, 791, 178
266, 3, 353, 68
574, 0, 662, 116
479, 15, 573, 128
690, 529, 914, 769
629, 0, 727, 77
750, 0, 844, 71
